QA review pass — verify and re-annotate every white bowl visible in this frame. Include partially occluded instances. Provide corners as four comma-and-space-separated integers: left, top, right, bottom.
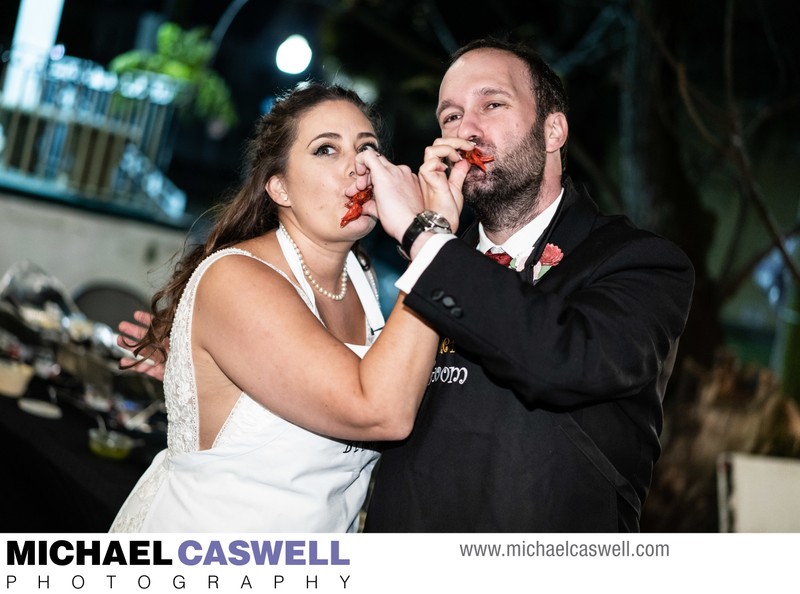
0, 360, 34, 397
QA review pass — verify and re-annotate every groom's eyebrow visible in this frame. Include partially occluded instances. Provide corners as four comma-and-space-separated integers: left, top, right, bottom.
436, 99, 457, 121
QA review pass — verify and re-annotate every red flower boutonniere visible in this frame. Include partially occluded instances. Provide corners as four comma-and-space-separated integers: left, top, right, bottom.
533, 243, 563, 281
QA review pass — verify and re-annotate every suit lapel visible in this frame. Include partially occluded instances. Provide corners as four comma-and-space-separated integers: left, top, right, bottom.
522, 176, 600, 284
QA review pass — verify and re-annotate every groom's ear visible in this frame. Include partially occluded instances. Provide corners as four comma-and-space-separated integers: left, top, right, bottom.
544, 112, 568, 154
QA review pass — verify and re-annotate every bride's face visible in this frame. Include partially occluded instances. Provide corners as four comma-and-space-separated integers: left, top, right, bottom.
281, 100, 380, 240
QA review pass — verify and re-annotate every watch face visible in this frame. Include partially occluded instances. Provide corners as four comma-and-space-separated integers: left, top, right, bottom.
420, 210, 451, 231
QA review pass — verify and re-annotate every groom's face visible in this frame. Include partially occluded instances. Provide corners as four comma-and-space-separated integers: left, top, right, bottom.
437, 48, 545, 208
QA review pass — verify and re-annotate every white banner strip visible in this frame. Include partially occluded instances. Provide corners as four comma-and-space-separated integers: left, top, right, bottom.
1, 533, 795, 592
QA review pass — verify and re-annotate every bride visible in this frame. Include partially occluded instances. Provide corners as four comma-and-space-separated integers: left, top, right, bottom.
110, 82, 449, 532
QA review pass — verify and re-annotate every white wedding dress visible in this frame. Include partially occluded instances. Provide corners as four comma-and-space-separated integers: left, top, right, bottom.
110, 230, 384, 533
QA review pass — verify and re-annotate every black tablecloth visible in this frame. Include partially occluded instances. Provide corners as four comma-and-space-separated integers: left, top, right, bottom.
0, 376, 160, 532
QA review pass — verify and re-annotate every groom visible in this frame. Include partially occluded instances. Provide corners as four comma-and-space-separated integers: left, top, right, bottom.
358, 37, 695, 532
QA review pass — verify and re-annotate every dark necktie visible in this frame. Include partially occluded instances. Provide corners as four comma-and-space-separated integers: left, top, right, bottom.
485, 249, 513, 267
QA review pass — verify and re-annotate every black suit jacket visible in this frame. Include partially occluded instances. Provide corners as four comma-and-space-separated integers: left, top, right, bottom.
365, 177, 695, 532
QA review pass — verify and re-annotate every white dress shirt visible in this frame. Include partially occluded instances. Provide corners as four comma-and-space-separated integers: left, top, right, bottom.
396, 189, 563, 293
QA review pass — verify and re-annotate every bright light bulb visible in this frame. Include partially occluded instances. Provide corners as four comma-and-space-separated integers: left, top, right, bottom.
275, 34, 312, 75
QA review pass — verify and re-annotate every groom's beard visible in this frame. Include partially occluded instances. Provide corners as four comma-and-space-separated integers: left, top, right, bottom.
462, 118, 547, 233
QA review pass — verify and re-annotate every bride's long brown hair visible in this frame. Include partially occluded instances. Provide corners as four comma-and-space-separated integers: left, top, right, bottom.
132, 82, 380, 364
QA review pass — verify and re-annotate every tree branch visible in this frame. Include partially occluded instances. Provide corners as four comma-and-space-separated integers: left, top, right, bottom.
720, 223, 800, 299
632, 0, 800, 292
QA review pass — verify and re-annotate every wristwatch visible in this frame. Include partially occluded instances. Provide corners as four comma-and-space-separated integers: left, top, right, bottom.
398, 210, 452, 260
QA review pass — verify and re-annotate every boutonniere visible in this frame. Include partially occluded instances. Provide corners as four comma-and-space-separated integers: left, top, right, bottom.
533, 243, 563, 281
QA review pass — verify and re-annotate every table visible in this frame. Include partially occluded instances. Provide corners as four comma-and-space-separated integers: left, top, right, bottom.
0, 376, 163, 532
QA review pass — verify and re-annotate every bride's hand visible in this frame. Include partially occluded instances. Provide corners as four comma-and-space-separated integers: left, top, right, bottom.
416, 137, 473, 233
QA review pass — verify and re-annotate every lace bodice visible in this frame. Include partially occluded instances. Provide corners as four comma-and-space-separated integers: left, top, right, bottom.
163, 248, 306, 455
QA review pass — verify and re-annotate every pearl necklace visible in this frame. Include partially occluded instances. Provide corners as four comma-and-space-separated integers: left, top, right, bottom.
279, 223, 348, 301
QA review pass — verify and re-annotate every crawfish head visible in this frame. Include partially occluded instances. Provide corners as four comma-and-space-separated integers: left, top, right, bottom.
461, 147, 494, 172
340, 186, 374, 227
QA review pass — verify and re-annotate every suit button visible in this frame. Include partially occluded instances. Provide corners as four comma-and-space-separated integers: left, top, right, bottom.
450, 307, 463, 318
442, 296, 456, 308
431, 289, 445, 301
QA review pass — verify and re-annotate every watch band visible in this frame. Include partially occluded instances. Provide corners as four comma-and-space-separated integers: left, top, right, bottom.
398, 210, 452, 260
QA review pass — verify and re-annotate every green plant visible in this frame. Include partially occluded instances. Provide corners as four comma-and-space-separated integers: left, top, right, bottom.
108, 22, 237, 136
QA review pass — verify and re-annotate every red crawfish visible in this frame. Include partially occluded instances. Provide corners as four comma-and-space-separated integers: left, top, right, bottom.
340, 186, 374, 227
462, 147, 494, 172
